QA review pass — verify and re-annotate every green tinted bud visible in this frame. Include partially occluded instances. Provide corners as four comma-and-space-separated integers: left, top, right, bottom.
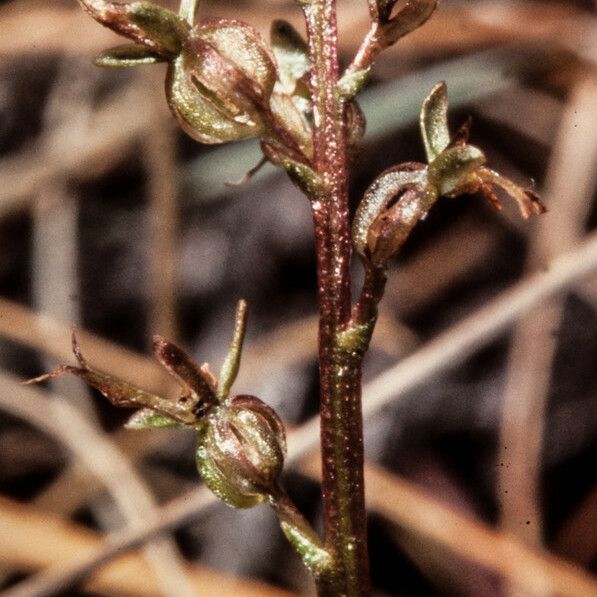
195, 395, 286, 508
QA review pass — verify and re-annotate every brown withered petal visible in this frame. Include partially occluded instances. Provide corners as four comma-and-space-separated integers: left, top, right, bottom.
449, 116, 473, 148
479, 182, 503, 212
368, 0, 398, 23
153, 335, 218, 415
25, 332, 198, 425
377, 0, 439, 48
476, 167, 547, 219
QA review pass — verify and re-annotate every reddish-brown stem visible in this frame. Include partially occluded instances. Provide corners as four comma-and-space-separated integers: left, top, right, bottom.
302, 0, 370, 594
353, 263, 388, 326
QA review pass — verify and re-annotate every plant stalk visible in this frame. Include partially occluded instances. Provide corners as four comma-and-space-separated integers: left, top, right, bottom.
302, 0, 370, 594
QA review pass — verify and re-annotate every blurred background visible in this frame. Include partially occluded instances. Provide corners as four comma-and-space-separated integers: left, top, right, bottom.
0, 0, 596, 595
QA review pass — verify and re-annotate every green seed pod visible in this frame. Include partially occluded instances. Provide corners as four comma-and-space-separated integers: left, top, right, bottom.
196, 395, 286, 509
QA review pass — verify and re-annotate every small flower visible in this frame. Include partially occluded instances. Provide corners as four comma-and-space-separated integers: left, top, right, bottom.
420, 81, 547, 218
353, 81, 546, 266
26, 301, 287, 509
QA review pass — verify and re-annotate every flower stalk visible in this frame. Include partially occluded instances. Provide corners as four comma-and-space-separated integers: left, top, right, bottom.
301, 0, 370, 594
29, 1, 548, 594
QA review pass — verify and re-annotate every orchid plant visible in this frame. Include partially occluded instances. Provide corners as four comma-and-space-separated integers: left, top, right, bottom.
29, 0, 545, 594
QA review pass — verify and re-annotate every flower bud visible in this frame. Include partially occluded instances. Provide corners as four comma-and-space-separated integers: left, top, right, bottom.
196, 395, 286, 508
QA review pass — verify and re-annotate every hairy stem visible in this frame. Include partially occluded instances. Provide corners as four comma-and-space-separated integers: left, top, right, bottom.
301, 0, 370, 594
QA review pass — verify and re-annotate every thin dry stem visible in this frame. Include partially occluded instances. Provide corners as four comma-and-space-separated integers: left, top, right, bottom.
497, 72, 597, 597
0, 374, 196, 597
144, 69, 180, 343
0, 494, 296, 597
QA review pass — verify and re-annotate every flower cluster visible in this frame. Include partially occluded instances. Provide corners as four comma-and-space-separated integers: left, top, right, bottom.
81, 0, 322, 189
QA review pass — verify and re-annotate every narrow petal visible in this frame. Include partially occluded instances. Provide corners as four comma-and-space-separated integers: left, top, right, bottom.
420, 81, 450, 163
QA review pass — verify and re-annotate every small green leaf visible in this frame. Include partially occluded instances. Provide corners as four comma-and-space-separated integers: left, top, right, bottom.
94, 44, 166, 67
126, 2, 189, 55
270, 19, 309, 95
420, 81, 450, 163
428, 144, 486, 196
126, 409, 186, 429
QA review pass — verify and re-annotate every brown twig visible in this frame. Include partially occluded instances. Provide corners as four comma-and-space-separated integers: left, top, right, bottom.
143, 69, 180, 344
0, 374, 196, 597
497, 72, 597, 596
0, 494, 297, 597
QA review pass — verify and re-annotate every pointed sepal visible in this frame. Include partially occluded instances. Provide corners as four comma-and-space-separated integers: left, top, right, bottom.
369, 0, 438, 46
25, 330, 199, 425
94, 44, 166, 67
78, 0, 188, 56
153, 335, 218, 417
420, 81, 450, 162
217, 300, 248, 402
